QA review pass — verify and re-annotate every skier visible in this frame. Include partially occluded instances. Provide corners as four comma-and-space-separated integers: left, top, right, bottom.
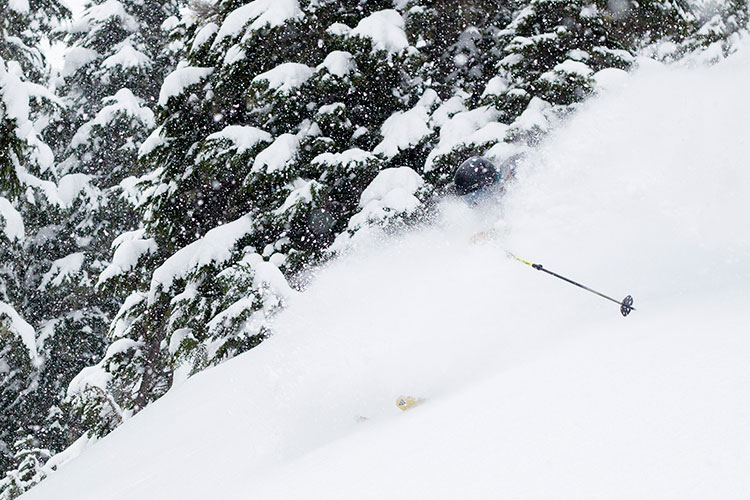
454, 154, 520, 242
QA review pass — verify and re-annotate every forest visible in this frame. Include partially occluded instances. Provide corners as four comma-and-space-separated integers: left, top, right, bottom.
0, 0, 746, 497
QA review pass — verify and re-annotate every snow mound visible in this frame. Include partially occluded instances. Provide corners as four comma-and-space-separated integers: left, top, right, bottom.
252, 62, 313, 93
0, 197, 25, 241
158, 66, 213, 106
350, 9, 409, 53
206, 125, 272, 154
317, 50, 354, 77
374, 90, 437, 157
148, 215, 254, 304
212, 0, 303, 48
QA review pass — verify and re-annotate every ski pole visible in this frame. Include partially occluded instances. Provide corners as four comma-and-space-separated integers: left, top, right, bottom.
508, 253, 636, 317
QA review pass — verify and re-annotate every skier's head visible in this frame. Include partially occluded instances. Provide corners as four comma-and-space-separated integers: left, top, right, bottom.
454, 154, 522, 204
454, 156, 498, 196
453, 156, 504, 207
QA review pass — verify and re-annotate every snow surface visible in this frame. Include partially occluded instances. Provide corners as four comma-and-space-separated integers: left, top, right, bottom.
553, 58, 594, 76
326, 22, 351, 36
222, 44, 246, 65
358, 166, 423, 213
481, 75, 509, 97
56, 173, 93, 208
507, 96, 553, 136
8, 0, 29, 13
425, 104, 503, 171
38, 253, 85, 290
97, 234, 158, 287
101, 42, 152, 69
0, 61, 55, 173
311, 147, 376, 169
137, 125, 164, 158
191, 22, 218, 52
71, 89, 154, 148
60, 47, 99, 78
73, 0, 138, 34
20, 38, 750, 500
274, 179, 321, 215
252, 133, 299, 173
333, 166, 425, 251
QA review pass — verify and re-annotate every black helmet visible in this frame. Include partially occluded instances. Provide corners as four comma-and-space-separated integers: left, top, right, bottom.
454, 156, 498, 196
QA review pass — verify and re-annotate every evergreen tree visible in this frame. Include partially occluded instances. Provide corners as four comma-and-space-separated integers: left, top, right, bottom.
0, 435, 50, 499
1, 0, 178, 492
0, 0, 71, 483
41, 0, 181, 443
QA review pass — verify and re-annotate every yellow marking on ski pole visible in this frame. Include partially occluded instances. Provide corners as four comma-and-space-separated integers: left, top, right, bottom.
507, 252, 534, 267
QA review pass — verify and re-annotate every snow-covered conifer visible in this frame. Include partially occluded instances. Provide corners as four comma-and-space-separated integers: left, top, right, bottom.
0, 435, 50, 499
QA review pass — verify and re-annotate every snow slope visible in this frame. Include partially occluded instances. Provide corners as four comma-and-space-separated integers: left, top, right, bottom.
22, 43, 750, 500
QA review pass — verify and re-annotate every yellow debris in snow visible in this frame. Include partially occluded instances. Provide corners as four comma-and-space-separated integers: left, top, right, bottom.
396, 395, 425, 411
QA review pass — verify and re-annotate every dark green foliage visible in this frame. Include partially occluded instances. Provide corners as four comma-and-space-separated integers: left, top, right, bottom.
495, 0, 693, 115
0, 112, 24, 200
403, 0, 516, 102
0, 435, 51, 499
